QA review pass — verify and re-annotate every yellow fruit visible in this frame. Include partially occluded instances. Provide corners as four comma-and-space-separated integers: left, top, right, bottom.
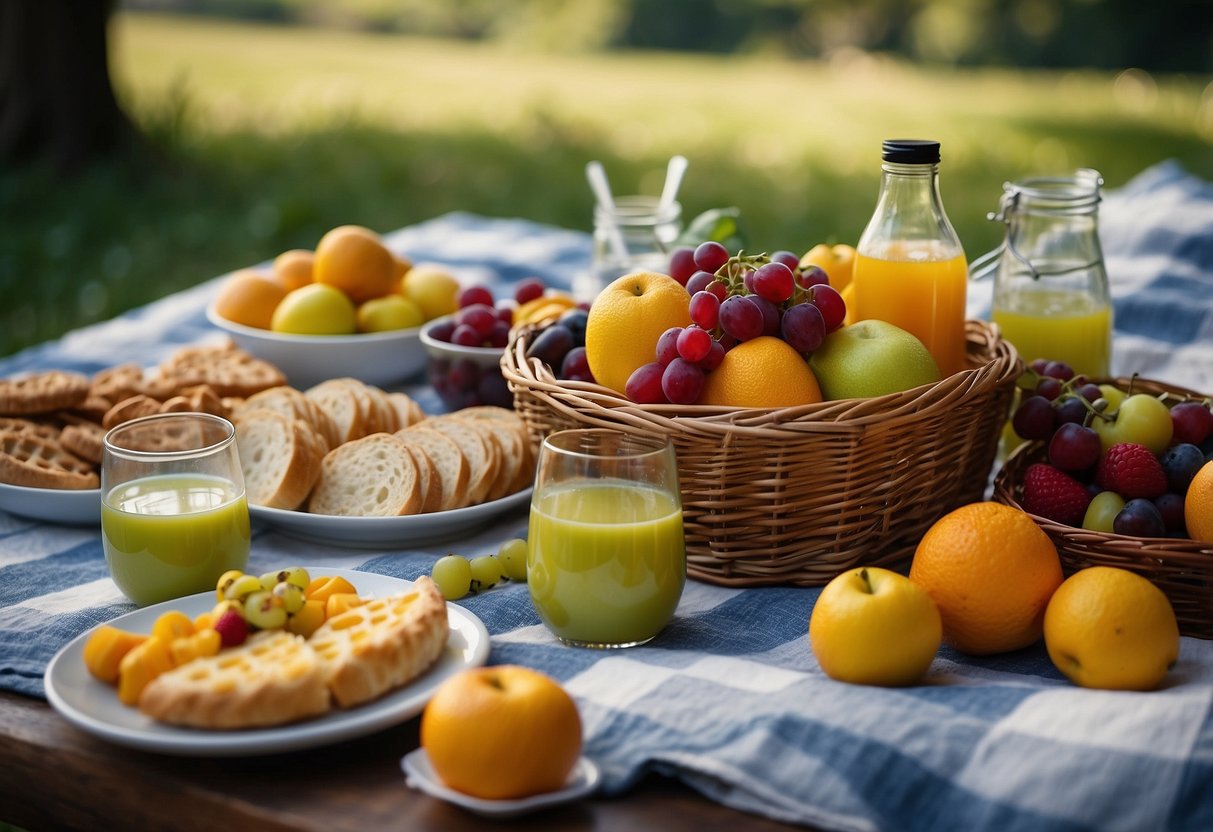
304, 574, 358, 604
273, 249, 315, 292
800, 243, 856, 292
809, 567, 942, 686
1185, 460, 1213, 543
909, 502, 1063, 655
1044, 566, 1179, 690
117, 636, 174, 706
213, 269, 287, 330
324, 592, 366, 619
150, 610, 195, 644
515, 294, 577, 327
402, 264, 461, 321
839, 282, 856, 326
286, 598, 326, 638
314, 225, 396, 304
168, 628, 222, 667
421, 665, 582, 800
82, 626, 147, 685
356, 294, 424, 333
271, 284, 357, 335
585, 271, 691, 394
699, 336, 822, 408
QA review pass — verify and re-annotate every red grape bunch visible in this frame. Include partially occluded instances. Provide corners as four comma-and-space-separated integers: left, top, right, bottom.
1011, 358, 1213, 538
625, 241, 847, 405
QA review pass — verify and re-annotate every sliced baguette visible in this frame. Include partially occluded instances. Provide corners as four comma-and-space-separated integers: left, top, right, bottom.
307, 432, 421, 516
423, 418, 498, 505
394, 427, 469, 511
234, 409, 324, 510
305, 379, 366, 445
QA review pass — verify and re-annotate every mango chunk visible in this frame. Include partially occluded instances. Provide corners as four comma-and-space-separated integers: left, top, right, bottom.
82, 626, 148, 685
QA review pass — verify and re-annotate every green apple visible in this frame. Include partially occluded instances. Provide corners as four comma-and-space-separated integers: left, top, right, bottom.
356, 294, 424, 333
1093, 393, 1173, 453
808, 319, 941, 401
271, 284, 356, 335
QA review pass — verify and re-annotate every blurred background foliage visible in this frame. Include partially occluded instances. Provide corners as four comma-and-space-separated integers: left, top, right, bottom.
2, 2, 1212, 356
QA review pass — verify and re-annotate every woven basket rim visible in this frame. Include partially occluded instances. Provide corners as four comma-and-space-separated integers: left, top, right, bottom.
503, 318, 1021, 437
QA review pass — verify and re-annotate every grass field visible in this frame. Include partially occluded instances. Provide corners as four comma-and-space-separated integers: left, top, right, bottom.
3, 10, 1211, 356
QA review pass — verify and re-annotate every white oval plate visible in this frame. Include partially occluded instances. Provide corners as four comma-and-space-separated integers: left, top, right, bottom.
44, 569, 490, 757
402, 749, 601, 819
0, 481, 101, 525
250, 487, 532, 549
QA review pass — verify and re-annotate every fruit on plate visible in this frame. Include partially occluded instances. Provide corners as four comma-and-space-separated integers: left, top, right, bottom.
421, 665, 582, 800
808, 319, 940, 401
698, 336, 822, 408
1043, 566, 1179, 691
213, 270, 289, 330
809, 567, 941, 687
314, 224, 397, 304
909, 502, 1063, 655
271, 283, 357, 335
586, 271, 692, 395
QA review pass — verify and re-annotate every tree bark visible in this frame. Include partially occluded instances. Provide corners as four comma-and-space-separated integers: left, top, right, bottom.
0, 0, 140, 174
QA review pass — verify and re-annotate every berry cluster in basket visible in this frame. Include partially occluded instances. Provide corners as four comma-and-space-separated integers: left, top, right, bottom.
625, 241, 847, 405
1009, 358, 1213, 538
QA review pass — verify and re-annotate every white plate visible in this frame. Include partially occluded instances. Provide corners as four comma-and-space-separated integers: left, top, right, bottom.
44, 569, 490, 757
250, 487, 532, 549
402, 749, 601, 818
206, 303, 425, 389
0, 481, 101, 525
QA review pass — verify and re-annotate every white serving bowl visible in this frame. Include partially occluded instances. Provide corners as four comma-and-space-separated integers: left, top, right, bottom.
206, 304, 425, 389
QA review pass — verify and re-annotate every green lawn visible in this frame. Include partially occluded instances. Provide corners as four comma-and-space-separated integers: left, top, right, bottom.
3, 10, 1211, 356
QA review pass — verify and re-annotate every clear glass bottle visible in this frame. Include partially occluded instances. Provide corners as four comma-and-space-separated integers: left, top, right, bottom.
971, 169, 1111, 376
575, 196, 682, 303
852, 139, 968, 376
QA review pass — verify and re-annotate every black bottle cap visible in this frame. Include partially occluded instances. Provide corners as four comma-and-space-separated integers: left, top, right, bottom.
882, 139, 941, 164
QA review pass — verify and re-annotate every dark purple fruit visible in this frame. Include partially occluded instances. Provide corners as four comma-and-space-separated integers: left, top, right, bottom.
1160, 442, 1206, 494
1113, 498, 1166, 537
525, 325, 574, 367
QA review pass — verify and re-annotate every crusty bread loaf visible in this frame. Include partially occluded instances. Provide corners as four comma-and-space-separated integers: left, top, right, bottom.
307, 433, 421, 516
138, 630, 331, 730
308, 576, 449, 709
394, 427, 469, 511
234, 409, 324, 510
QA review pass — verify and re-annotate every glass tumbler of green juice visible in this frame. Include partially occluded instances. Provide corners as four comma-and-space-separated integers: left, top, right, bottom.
528, 429, 686, 649
101, 412, 250, 606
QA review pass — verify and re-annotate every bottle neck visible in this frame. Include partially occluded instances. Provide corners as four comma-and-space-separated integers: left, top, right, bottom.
859, 162, 963, 257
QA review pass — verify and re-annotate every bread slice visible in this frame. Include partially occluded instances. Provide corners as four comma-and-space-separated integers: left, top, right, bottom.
235, 409, 324, 510
305, 379, 366, 445
308, 576, 449, 709
387, 392, 425, 428
235, 386, 341, 451
395, 427, 469, 511
405, 446, 442, 513
138, 630, 331, 729
424, 418, 499, 505
449, 406, 533, 495
307, 433, 421, 516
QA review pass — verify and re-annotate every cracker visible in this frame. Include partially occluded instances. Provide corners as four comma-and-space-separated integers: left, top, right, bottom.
0, 371, 90, 416
0, 417, 61, 442
103, 395, 163, 429
59, 422, 106, 465
90, 363, 145, 403
0, 430, 98, 490
156, 343, 286, 399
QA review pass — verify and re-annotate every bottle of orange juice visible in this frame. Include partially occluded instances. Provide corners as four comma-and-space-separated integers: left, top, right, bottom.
851, 140, 967, 376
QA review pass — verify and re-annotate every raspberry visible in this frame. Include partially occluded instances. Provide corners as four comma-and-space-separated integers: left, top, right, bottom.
1095, 443, 1168, 500
1021, 463, 1092, 526
213, 609, 249, 647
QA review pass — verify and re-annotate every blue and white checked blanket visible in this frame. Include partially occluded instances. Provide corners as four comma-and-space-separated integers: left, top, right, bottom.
3, 161, 1213, 831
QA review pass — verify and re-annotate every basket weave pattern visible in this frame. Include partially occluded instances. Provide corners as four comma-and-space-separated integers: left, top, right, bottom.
993, 377, 1213, 640
504, 320, 1021, 587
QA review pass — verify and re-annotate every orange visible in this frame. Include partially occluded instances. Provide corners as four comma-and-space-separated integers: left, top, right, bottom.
800, 243, 856, 292
699, 336, 822, 408
391, 254, 412, 295
1185, 460, 1213, 543
909, 502, 1063, 655
585, 271, 691, 394
212, 269, 287, 330
1043, 566, 1179, 691
421, 665, 582, 800
313, 225, 396, 304
273, 249, 315, 292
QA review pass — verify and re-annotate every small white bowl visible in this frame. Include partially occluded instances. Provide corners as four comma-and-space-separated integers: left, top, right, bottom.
207, 304, 425, 389
419, 315, 513, 411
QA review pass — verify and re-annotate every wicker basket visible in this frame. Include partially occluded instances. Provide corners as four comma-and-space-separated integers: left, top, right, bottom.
993, 376, 1213, 640
503, 319, 1021, 587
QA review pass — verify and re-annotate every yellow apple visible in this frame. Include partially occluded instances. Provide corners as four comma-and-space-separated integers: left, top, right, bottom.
270, 284, 356, 335
356, 294, 424, 333
402, 264, 460, 321
809, 567, 942, 686
421, 665, 582, 800
808, 319, 940, 401
800, 243, 856, 292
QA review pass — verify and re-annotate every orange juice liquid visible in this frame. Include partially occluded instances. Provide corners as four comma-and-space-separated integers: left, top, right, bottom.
851, 244, 968, 376
992, 289, 1111, 376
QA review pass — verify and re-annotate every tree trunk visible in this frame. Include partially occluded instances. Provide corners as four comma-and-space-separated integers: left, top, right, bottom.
0, 0, 140, 174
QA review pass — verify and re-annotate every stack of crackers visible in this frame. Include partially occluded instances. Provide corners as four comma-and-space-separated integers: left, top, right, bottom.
232, 378, 533, 516
0, 343, 285, 491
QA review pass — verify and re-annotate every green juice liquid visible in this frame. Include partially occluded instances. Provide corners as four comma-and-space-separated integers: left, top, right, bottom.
102, 474, 250, 606
528, 479, 685, 647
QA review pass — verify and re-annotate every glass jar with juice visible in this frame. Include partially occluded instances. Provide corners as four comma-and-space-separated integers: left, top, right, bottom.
528, 429, 685, 649
972, 169, 1111, 376
851, 139, 968, 377
101, 412, 250, 606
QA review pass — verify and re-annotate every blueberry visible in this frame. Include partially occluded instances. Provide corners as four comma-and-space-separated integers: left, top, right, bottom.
1159, 443, 1205, 493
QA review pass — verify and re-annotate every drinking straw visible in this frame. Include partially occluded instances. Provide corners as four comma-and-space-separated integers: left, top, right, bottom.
585, 160, 629, 261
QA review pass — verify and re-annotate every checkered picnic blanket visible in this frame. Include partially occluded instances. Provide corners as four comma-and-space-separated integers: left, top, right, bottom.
3, 161, 1213, 831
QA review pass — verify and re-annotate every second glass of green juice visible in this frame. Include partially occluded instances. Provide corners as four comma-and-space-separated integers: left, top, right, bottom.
528, 429, 685, 649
